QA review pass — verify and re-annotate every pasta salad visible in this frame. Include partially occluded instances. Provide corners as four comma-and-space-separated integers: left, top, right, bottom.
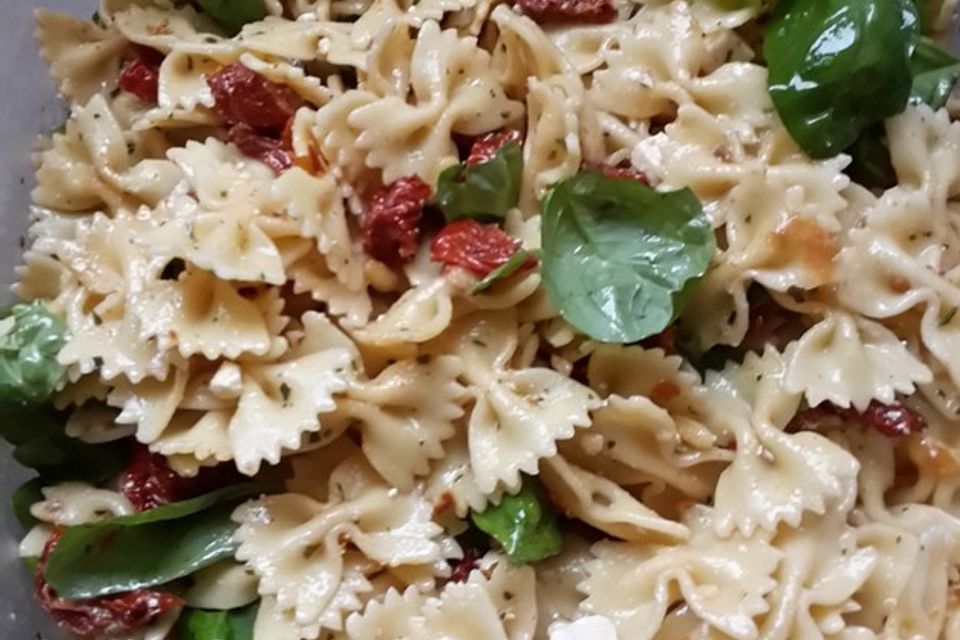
5, 0, 960, 638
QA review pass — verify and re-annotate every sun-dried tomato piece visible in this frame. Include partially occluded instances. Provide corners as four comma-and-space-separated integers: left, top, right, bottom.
790, 400, 927, 438
466, 129, 523, 166
36, 530, 182, 638
118, 57, 161, 104
516, 0, 616, 24
362, 176, 432, 267
449, 548, 481, 583
431, 219, 534, 277
207, 62, 305, 131
640, 325, 678, 354
587, 162, 649, 184
227, 123, 293, 174
121, 445, 239, 512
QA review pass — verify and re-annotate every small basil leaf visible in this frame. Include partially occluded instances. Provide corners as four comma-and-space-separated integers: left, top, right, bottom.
438, 142, 522, 222
910, 37, 960, 110
0, 406, 128, 485
11, 477, 45, 529
472, 250, 539, 294
44, 484, 262, 598
174, 603, 258, 640
195, 0, 267, 35
0, 301, 67, 408
846, 125, 897, 190
765, 0, 920, 158
540, 171, 714, 344
471, 476, 562, 564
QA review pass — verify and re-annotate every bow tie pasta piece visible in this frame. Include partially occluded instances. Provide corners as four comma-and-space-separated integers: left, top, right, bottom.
521, 74, 590, 211
35, 10, 128, 104
353, 278, 453, 348
109, 2, 222, 51
338, 355, 467, 490
783, 312, 932, 411
287, 248, 374, 329
344, 555, 536, 640
34, 95, 183, 214
437, 312, 602, 494
234, 455, 448, 636
710, 414, 861, 539
757, 510, 880, 640
580, 508, 779, 640
709, 347, 802, 431
424, 428, 499, 520
345, 20, 523, 185
563, 395, 732, 503
538, 455, 690, 543
30, 483, 135, 527
134, 270, 289, 360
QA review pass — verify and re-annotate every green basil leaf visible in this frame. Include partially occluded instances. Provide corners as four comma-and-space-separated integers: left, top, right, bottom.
846, 125, 897, 190
174, 603, 258, 640
0, 301, 67, 408
0, 406, 128, 485
472, 250, 539, 294
765, 0, 919, 158
11, 477, 45, 529
471, 476, 562, 564
910, 37, 960, 109
44, 484, 262, 598
195, 0, 267, 35
438, 142, 522, 222
540, 170, 714, 344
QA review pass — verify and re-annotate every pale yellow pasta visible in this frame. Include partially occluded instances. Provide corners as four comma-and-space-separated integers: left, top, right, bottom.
19, 1, 960, 638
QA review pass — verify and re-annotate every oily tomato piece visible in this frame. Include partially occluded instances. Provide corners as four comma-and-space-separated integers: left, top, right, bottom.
449, 548, 481, 583
790, 400, 927, 438
207, 62, 305, 131
431, 219, 533, 277
516, 0, 617, 24
362, 176, 432, 267
36, 530, 182, 638
120, 444, 239, 512
587, 162, 649, 184
466, 129, 523, 166
227, 123, 293, 174
118, 56, 161, 104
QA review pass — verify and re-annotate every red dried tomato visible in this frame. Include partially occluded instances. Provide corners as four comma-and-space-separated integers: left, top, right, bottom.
466, 129, 523, 166
207, 62, 305, 131
790, 400, 927, 438
449, 548, 481, 583
362, 176, 432, 267
431, 219, 534, 277
588, 162, 649, 184
36, 530, 182, 638
118, 58, 161, 104
227, 123, 293, 174
121, 445, 239, 512
640, 325, 678, 354
516, 0, 617, 24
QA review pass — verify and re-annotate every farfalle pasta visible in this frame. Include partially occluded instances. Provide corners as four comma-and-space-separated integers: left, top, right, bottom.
8, 0, 960, 638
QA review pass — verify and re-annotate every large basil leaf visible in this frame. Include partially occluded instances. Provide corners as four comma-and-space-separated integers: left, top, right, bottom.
44, 484, 262, 598
437, 142, 522, 222
540, 171, 714, 344
0, 406, 128, 485
910, 37, 960, 110
195, 0, 267, 35
11, 477, 45, 529
0, 301, 67, 408
765, 0, 919, 158
174, 603, 258, 640
471, 476, 562, 564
